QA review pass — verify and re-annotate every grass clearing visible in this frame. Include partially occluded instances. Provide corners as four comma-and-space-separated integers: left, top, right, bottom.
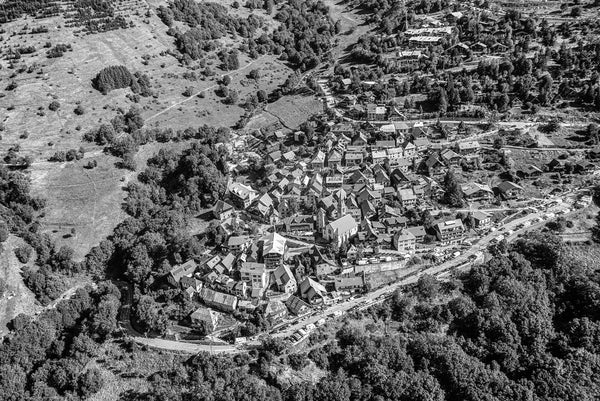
29, 155, 128, 261
265, 95, 324, 129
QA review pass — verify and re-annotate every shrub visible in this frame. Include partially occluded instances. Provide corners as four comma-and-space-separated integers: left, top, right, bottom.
48, 100, 60, 111
15, 244, 33, 263
92, 65, 134, 94
74, 104, 85, 115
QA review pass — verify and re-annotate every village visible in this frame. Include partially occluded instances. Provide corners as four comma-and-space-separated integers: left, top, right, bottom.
161, 112, 598, 345
146, 2, 600, 347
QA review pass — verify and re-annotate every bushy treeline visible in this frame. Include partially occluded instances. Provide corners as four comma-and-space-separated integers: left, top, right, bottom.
159, 0, 264, 61
160, 0, 335, 71
122, 234, 600, 401
0, 282, 120, 400
92, 65, 152, 96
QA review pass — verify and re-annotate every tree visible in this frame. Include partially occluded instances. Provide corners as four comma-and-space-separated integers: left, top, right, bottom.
48, 101, 60, 111
593, 185, 600, 207
415, 274, 440, 300
0, 221, 9, 242
592, 213, 600, 243
77, 368, 104, 397
442, 170, 464, 207
437, 88, 448, 114
586, 123, 599, 143
135, 295, 169, 335
257, 89, 267, 103
539, 120, 561, 134
92, 65, 133, 94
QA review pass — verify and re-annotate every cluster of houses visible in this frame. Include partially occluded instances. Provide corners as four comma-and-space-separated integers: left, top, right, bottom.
178, 115, 545, 333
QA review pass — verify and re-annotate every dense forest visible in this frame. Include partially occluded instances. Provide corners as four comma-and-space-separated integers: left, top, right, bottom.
121, 233, 600, 401
0, 283, 121, 400
159, 0, 336, 71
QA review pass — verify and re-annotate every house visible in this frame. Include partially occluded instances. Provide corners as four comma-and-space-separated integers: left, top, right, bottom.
574, 161, 597, 174
263, 231, 286, 269
228, 235, 251, 254
205, 255, 222, 271
311, 150, 326, 170
393, 229, 416, 252
233, 281, 248, 298
282, 150, 296, 163
497, 181, 523, 199
228, 182, 258, 208
471, 210, 492, 228
345, 152, 364, 166
406, 225, 426, 243
394, 50, 425, 68
268, 150, 282, 164
547, 158, 566, 172
398, 188, 417, 208
371, 150, 387, 164
327, 150, 343, 168
366, 104, 387, 121
180, 276, 202, 292
331, 122, 354, 137
199, 288, 238, 312
413, 137, 431, 153
404, 142, 417, 158
374, 140, 396, 150
240, 262, 269, 289
299, 277, 327, 304
461, 182, 494, 201
409, 36, 442, 47
272, 264, 297, 294
190, 307, 220, 332
167, 260, 196, 287
286, 295, 311, 315
352, 133, 369, 147
218, 253, 236, 274
284, 215, 314, 232
324, 214, 358, 247
213, 200, 234, 221
517, 164, 543, 179
424, 154, 446, 177
440, 148, 461, 167
334, 276, 365, 292
434, 219, 465, 244
264, 300, 288, 320
457, 141, 480, 155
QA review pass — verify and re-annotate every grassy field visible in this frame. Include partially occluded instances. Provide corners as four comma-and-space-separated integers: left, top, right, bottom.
264, 95, 324, 129
0, 3, 294, 261
29, 154, 128, 261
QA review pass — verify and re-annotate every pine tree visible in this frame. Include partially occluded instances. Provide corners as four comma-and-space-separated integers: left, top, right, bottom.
442, 170, 464, 207
592, 213, 600, 243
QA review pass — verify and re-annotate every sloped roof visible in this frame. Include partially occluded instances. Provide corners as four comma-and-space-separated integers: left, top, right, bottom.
169, 260, 196, 283
263, 232, 286, 256
328, 214, 358, 235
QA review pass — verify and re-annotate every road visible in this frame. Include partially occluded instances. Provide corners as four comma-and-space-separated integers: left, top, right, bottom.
271, 189, 586, 339
115, 185, 590, 353
133, 337, 239, 354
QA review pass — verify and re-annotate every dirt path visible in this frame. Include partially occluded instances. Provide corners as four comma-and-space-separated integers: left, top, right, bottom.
0, 236, 42, 335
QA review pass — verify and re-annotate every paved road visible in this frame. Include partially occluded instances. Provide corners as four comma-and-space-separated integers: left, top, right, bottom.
120, 188, 589, 353
272, 189, 587, 339
133, 337, 238, 354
